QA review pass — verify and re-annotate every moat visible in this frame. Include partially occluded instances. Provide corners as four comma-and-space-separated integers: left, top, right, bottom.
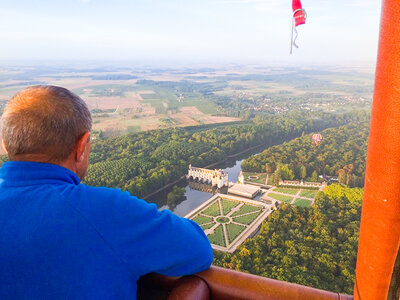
147, 145, 265, 217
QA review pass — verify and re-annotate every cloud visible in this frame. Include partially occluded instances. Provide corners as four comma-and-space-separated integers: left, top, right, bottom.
78, 0, 90, 3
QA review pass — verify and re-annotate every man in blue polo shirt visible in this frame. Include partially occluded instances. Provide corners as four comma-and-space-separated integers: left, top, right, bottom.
0, 86, 213, 299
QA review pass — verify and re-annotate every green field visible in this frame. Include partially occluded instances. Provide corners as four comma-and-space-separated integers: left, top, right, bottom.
226, 223, 246, 243
233, 212, 262, 225
127, 125, 141, 133
207, 225, 226, 247
231, 204, 262, 217
267, 193, 293, 203
140, 93, 156, 99
220, 198, 240, 215
299, 190, 318, 198
273, 188, 299, 195
293, 198, 313, 208
137, 83, 218, 115
202, 201, 221, 216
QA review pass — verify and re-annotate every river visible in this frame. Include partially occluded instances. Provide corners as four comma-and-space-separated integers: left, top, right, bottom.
147, 145, 266, 217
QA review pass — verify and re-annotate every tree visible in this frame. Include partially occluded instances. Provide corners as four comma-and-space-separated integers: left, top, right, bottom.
338, 169, 346, 184
299, 165, 307, 180
242, 122, 369, 188
277, 164, 295, 181
265, 163, 273, 174
311, 170, 318, 182
273, 169, 281, 185
213, 184, 363, 294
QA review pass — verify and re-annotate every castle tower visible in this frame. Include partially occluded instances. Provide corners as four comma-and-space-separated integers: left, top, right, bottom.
238, 170, 244, 184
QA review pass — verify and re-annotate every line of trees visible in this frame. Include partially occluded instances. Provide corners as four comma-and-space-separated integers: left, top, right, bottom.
213, 184, 363, 294
83, 111, 369, 197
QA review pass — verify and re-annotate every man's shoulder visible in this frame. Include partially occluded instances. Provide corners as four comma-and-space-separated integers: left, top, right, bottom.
66, 183, 158, 219
74, 183, 127, 198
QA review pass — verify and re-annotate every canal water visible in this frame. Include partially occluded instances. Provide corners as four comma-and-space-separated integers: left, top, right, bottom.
147, 144, 267, 217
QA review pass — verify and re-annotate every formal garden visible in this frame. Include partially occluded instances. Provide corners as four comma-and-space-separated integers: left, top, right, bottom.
188, 195, 270, 251
262, 187, 317, 207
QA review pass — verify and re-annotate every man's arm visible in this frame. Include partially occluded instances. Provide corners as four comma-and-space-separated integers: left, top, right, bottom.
70, 186, 213, 277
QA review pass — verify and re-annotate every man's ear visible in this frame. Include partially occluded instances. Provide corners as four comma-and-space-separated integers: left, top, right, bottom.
1, 140, 8, 154
75, 132, 90, 162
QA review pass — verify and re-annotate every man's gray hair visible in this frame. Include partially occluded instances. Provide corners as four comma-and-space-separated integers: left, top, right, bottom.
1, 85, 92, 162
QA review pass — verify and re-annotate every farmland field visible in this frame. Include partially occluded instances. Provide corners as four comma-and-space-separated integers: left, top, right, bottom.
0, 65, 373, 137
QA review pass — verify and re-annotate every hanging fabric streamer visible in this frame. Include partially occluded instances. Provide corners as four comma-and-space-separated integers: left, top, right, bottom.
290, 0, 307, 54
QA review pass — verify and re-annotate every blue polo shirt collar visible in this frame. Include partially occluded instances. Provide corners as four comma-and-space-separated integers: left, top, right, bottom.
0, 161, 81, 186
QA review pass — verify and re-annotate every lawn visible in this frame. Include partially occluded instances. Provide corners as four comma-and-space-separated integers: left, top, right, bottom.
231, 204, 262, 217
293, 198, 313, 208
220, 198, 240, 215
200, 222, 216, 230
233, 211, 262, 225
299, 190, 318, 198
273, 188, 299, 195
267, 193, 293, 204
202, 201, 221, 216
242, 172, 267, 184
207, 225, 226, 247
189, 196, 268, 250
192, 214, 213, 225
226, 223, 246, 243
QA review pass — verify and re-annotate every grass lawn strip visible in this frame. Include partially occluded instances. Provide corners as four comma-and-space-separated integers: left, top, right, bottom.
267, 192, 293, 203
201, 222, 216, 230
293, 198, 313, 208
202, 200, 221, 217
273, 188, 299, 195
233, 211, 262, 225
226, 223, 246, 244
207, 225, 226, 247
243, 172, 267, 184
299, 190, 318, 198
231, 204, 262, 217
192, 214, 213, 225
220, 198, 240, 215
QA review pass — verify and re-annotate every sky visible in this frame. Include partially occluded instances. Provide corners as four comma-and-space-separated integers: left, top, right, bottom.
0, 0, 382, 66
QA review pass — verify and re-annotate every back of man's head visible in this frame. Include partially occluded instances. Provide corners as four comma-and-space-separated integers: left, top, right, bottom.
1, 85, 92, 163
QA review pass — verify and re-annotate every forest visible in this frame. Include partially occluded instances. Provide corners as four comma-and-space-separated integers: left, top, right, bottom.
213, 184, 362, 294
241, 122, 369, 187
82, 111, 369, 197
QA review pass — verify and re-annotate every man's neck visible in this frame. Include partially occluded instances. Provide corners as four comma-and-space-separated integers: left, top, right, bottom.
11, 154, 79, 178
